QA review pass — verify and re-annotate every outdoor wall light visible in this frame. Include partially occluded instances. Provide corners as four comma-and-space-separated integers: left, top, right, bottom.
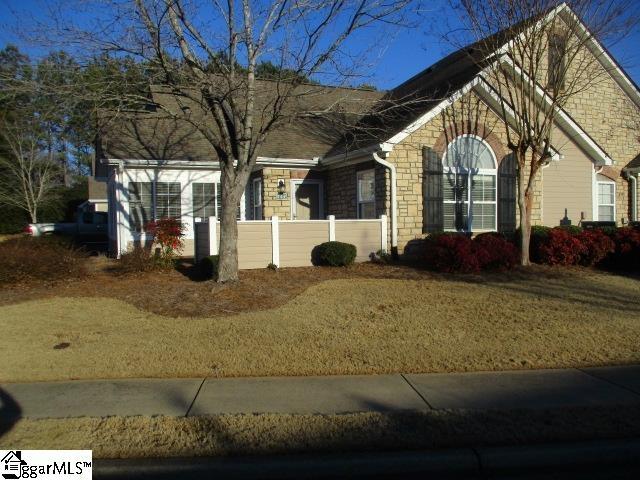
277, 179, 286, 195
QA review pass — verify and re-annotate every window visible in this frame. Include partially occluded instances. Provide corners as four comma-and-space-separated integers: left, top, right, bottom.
597, 175, 615, 222
443, 136, 497, 232
155, 182, 182, 219
128, 181, 181, 232
129, 182, 153, 231
548, 33, 566, 92
192, 183, 216, 219
357, 169, 376, 218
252, 178, 263, 220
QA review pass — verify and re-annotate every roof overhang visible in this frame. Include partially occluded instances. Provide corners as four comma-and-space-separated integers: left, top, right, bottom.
101, 156, 322, 170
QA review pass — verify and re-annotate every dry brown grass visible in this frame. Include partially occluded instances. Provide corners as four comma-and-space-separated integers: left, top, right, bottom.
0, 267, 638, 382
3, 407, 640, 458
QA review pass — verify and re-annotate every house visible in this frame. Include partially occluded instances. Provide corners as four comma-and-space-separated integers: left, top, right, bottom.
93, 4, 640, 265
2, 451, 26, 478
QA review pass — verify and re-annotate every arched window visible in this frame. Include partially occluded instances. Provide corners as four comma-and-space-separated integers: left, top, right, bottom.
442, 135, 497, 232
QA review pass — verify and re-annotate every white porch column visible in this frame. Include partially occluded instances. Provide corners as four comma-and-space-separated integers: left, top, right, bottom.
209, 217, 218, 255
271, 216, 280, 267
328, 215, 336, 241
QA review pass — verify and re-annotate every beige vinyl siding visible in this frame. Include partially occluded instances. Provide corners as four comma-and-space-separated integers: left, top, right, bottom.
279, 221, 329, 267
335, 220, 381, 262
236, 222, 273, 269
542, 129, 594, 226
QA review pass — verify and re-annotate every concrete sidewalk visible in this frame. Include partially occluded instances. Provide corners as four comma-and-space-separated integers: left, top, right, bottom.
1, 365, 640, 419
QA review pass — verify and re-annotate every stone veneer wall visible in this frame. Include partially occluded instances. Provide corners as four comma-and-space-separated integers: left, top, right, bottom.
385, 91, 542, 252
553, 41, 640, 223
325, 161, 388, 220
260, 168, 324, 219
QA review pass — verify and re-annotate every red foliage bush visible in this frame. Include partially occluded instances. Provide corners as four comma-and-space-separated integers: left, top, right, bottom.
607, 226, 640, 270
576, 229, 615, 266
535, 227, 586, 266
423, 233, 520, 273
423, 234, 483, 273
144, 218, 186, 253
473, 233, 520, 270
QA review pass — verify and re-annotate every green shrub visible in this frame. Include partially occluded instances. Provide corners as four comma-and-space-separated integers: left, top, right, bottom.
312, 241, 357, 267
267, 262, 278, 271
200, 255, 220, 279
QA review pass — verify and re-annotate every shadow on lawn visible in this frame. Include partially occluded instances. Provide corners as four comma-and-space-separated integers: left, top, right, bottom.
0, 388, 21, 440
421, 264, 640, 316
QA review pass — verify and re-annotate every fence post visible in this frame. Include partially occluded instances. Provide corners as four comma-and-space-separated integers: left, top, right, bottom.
328, 215, 336, 241
209, 217, 218, 255
380, 214, 388, 253
271, 216, 280, 267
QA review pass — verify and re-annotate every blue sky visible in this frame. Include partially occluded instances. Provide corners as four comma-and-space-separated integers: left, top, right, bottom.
1, 0, 639, 90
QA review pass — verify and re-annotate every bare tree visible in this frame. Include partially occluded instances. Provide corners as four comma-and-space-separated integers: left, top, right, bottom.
447, 0, 638, 264
39, 0, 417, 281
0, 111, 61, 223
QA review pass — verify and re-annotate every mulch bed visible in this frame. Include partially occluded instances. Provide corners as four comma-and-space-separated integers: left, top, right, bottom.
0, 258, 439, 318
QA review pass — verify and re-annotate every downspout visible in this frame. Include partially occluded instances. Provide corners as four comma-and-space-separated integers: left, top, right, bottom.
625, 170, 638, 222
372, 151, 398, 258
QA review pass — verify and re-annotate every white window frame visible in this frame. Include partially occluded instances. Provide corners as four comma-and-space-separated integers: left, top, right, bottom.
356, 169, 376, 219
128, 181, 181, 232
290, 179, 324, 220
442, 135, 498, 233
252, 177, 263, 220
596, 178, 616, 222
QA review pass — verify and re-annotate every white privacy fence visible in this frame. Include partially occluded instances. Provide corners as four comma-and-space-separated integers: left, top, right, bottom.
194, 215, 388, 269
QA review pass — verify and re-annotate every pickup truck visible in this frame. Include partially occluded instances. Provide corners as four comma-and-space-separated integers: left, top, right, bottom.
24, 211, 108, 240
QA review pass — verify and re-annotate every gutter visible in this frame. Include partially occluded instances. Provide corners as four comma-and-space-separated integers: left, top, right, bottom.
624, 169, 638, 222
372, 151, 398, 257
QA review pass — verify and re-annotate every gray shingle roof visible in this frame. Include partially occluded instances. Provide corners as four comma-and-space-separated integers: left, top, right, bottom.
97, 81, 384, 162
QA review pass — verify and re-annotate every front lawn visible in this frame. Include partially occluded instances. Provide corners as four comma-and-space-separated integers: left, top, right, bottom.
4, 406, 640, 457
0, 265, 638, 382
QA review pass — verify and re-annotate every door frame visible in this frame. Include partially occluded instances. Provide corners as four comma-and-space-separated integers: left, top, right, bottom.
290, 179, 324, 220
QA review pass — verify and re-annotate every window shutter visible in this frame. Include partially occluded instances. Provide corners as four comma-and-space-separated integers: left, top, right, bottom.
422, 146, 444, 233
498, 153, 517, 233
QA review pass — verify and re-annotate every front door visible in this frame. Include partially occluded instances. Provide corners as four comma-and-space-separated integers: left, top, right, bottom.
293, 182, 321, 220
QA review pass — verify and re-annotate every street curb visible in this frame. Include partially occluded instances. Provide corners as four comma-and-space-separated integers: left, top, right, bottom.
94, 438, 640, 479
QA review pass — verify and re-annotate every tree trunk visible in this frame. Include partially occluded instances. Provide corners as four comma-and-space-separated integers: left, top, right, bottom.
216, 166, 251, 283
516, 152, 531, 267
217, 196, 239, 282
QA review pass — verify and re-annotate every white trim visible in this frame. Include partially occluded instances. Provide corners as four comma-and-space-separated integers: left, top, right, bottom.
372, 152, 398, 251
290, 179, 324, 220
103, 158, 221, 169
356, 168, 376, 219
328, 215, 336, 241
257, 156, 319, 168
591, 167, 599, 222
595, 174, 616, 222
252, 177, 263, 220
271, 216, 280, 267
209, 217, 218, 255
497, 57, 613, 166
384, 78, 481, 148
556, 5, 640, 108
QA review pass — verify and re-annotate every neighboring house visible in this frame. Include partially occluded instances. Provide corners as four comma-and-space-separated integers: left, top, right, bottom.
93, 4, 640, 263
